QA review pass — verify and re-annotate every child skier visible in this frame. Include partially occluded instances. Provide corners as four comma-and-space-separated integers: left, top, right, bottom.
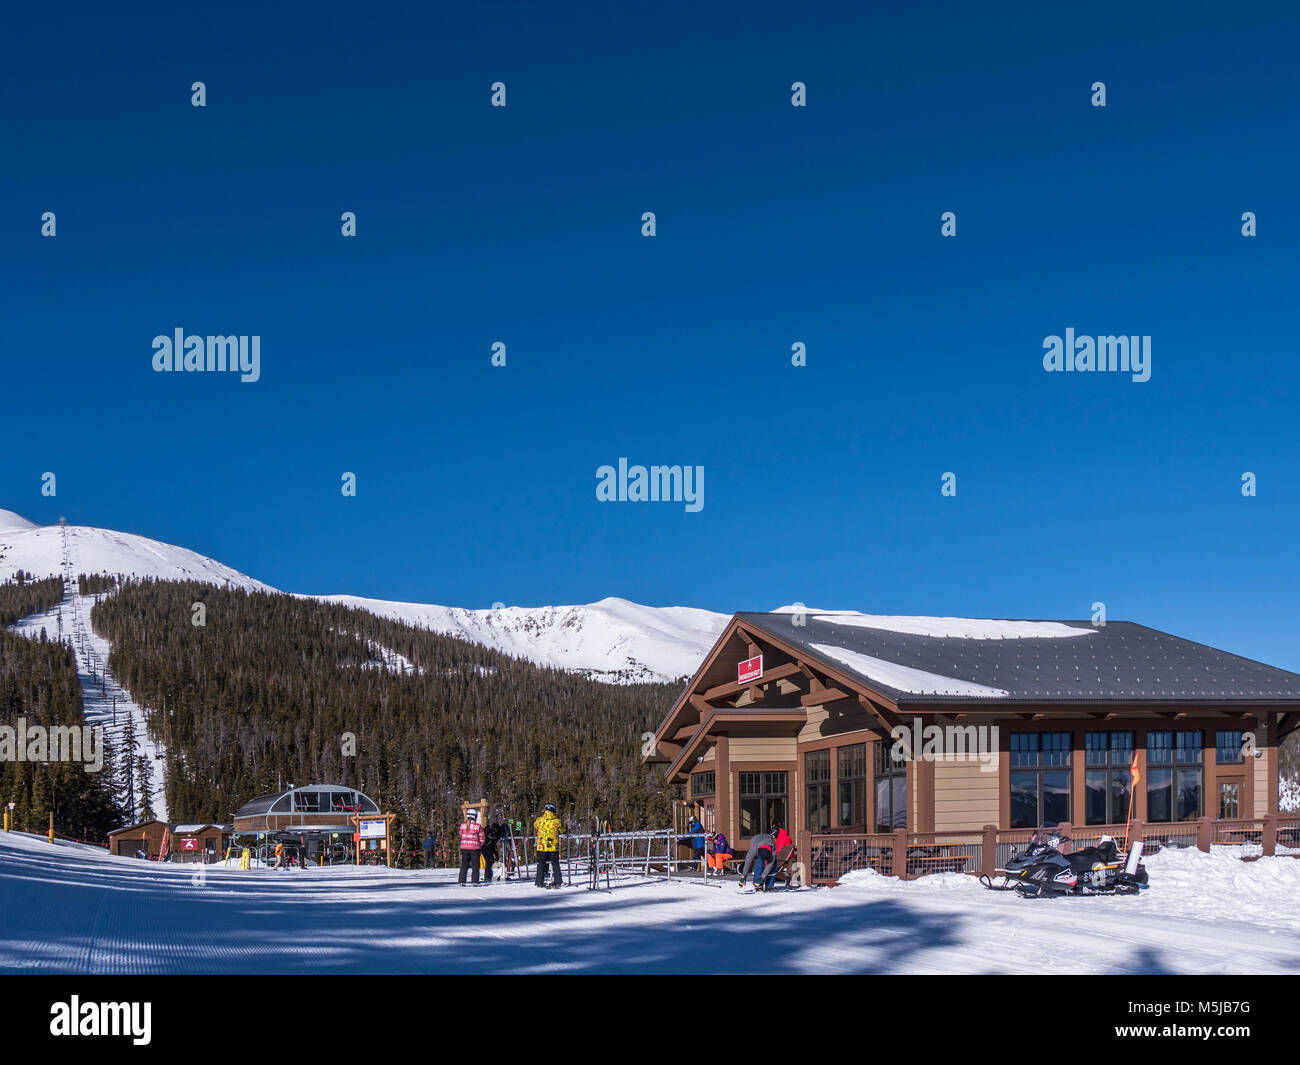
707, 830, 733, 877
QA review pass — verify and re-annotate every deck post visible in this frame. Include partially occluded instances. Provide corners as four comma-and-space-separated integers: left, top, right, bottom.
982, 825, 997, 878
1262, 813, 1278, 857
891, 828, 908, 880
1196, 816, 1212, 852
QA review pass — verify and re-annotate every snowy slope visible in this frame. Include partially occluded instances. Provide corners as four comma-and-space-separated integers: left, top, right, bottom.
0, 508, 724, 684
2, 829, 1298, 975
12, 589, 168, 821
312, 594, 728, 684
0, 509, 37, 532
0, 519, 268, 591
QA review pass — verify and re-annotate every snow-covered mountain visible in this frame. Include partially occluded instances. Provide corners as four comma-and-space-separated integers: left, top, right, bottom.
315, 594, 728, 684
0, 516, 270, 592
0, 509, 726, 684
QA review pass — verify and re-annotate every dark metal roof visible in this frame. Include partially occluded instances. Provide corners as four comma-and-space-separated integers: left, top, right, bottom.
232, 792, 286, 818
736, 613, 1300, 705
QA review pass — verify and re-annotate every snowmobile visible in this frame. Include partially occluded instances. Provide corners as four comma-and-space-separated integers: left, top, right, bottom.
980, 828, 1148, 898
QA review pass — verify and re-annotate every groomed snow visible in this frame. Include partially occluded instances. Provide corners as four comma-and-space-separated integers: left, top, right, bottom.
1, 831, 1297, 975
810, 642, 1011, 697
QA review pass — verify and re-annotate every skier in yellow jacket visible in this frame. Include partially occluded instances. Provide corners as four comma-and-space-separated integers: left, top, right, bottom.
534, 804, 563, 889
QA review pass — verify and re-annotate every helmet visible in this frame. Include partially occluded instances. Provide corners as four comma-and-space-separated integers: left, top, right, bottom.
466, 811, 478, 821
544, 803, 556, 813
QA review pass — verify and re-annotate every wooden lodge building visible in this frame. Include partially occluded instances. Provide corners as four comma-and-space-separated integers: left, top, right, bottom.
644, 611, 1300, 869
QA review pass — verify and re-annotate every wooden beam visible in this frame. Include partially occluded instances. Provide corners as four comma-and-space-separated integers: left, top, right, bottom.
700, 661, 802, 702
858, 695, 902, 733
801, 687, 851, 707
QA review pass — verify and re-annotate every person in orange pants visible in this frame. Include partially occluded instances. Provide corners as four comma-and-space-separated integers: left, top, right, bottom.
706, 831, 733, 877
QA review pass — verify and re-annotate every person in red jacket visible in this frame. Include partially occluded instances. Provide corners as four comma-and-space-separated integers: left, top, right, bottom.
458, 810, 486, 885
765, 824, 794, 890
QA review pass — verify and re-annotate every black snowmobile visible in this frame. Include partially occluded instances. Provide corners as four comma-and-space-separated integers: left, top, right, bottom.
980, 827, 1148, 898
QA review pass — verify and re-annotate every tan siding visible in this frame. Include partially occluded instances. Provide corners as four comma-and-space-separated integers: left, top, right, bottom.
1254, 750, 1270, 818
799, 705, 829, 741
730, 736, 796, 762
798, 703, 876, 743
933, 759, 1000, 831
699, 745, 715, 764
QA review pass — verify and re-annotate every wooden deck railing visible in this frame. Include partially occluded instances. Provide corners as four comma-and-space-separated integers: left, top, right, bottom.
803, 813, 1300, 886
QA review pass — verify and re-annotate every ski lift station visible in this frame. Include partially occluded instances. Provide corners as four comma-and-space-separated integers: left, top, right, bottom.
231, 784, 390, 865
645, 611, 1300, 885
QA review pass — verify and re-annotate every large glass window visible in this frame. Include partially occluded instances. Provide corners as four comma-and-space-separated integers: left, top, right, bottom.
1146, 731, 1203, 822
1084, 732, 1133, 824
1010, 733, 1072, 828
739, 772, 788, 837
805, 751, 830, 832
1215, 730, 1244, 765
873, 741, 907, 832
690, 771, 715, 798
292, 790, 320, 812
837, 744, 866, 829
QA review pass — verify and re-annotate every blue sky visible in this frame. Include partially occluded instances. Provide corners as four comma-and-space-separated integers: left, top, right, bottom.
4, 3, 1300, 669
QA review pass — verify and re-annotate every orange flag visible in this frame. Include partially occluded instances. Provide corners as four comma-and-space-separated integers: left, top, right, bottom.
1129, 751, 1140, 786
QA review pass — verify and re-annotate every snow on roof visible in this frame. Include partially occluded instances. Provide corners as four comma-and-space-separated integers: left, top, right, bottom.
738, 612, 1300, 703
809, 614, 1096, 640
809, 642, 1012, 698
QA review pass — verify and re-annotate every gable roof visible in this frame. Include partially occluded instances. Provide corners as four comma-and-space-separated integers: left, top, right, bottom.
736, 612, 1300, 705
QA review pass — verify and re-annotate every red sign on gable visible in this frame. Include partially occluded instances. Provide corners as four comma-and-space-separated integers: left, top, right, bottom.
181, 838, 199, 851
738, 654, 763, 684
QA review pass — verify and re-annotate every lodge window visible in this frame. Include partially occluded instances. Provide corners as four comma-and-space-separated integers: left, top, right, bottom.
838, 743, 866, 829
1146, 730, 1203, 822
804, 751, 831, 833
1219, 782, 1240, 820
1215, 730, 1244, 765
1009, 732, 1071, 829
1084, 731, 1133, 825
873, 741, 907, 832
739, 772, 788, 837
691, 771, 715, 798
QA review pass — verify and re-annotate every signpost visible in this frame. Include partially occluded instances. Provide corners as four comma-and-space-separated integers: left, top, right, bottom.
738, 653, 763, 684
349, 812, 397, 867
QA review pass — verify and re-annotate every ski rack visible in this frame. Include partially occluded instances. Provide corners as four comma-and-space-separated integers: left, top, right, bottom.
548, 829, 721, 890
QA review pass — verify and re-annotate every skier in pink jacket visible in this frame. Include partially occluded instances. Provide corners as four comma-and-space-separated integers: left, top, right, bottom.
458, 810, 486, 885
